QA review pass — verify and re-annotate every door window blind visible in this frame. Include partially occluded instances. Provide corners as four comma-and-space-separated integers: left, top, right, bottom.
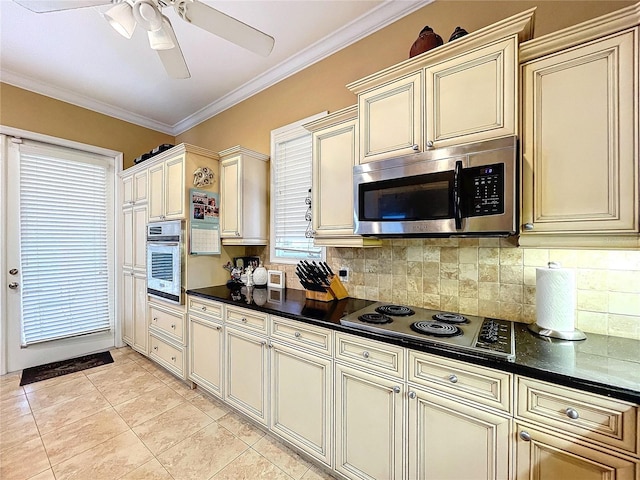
271, 117, 324, 263
18, 142, 114, 346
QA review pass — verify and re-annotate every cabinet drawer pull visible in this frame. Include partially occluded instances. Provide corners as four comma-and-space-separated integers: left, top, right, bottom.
565, 407, 580, 420
153, 346, 158, 351
201, 306, 207, 311
171, 356, 176, 361
408, 391, 417, 399
171, 324, 176, 329
153, 317, 158, 322
519, 431, 532, 442
523, 223, 534, 231
412, 144, 419, 152
448, 374, 458, 384
294, 331, 301, 338
426, 140, 434, 149
392, 386, 401, 394
215, 326, 221, 331
241, 317, 247, 323
362, 351, 370, 359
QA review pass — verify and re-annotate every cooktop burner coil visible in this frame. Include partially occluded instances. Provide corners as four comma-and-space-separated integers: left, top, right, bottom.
359, 313, 393, 324
375, 305, 415, 317
432, 312, 468, 324
411, 321, 462, 337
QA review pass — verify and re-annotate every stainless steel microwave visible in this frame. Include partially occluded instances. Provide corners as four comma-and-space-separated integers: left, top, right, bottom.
353, 136, 518, 237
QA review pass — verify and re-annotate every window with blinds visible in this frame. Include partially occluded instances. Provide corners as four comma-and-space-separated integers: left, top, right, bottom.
270, 114, 326, 264
18, 142, 114, 346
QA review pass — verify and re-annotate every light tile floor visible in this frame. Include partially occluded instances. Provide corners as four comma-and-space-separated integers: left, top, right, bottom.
0, 346, 336, 480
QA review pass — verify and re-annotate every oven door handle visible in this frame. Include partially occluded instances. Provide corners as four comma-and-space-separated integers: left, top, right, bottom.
147, 241, 180, 246
453, 160, 463, 230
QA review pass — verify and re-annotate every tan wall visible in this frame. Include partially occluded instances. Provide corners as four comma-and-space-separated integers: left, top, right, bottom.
0, 83, 174, 168
176, 0, 634, 154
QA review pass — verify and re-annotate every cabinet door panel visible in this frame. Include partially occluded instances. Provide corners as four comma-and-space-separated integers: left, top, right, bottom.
147, 163, 164, 221
122, 272, 134, 345
515, 424, 637, 480
334, 364, 403, 480
408, 387, 511, 480
220, 156, 241, 237
425, 37, 516, 147
132, 274, 147, 354
189, 316, 223, 398
224, 327, 268, 425
164, 155, 185, 219
132, 204, 147, 272
270, 342, 332, 465
359, 72, 422, 163
122, 208, 134, 270
133, 170, 147, 203
521, 29, 638, 233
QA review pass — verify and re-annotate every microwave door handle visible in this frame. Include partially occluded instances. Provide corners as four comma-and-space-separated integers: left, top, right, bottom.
453, 160, 463, 230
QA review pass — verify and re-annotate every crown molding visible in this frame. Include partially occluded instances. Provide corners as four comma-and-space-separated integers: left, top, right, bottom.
2, 0, 432, 137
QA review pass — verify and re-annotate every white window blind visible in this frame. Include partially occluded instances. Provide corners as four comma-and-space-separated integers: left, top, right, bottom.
18, 142, 114, 346
271, 115, 325, 263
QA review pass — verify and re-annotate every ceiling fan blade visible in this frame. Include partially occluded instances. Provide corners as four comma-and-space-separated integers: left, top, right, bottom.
177, 0, 274, 57
156, 44, 190, 79
13, 0, 115, 13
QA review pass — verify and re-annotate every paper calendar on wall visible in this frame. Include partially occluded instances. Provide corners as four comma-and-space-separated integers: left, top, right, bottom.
189, 188, 221, 254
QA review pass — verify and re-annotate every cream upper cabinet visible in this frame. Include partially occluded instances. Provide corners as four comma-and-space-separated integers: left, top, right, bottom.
425, 36, 517, 148
347, 8, 534, 162
122, 203, 147, 272
219, 146, 269, 245
148, 154, 185, 221
520, 22, 639, 245
121, 169, 147, 207
304, 106, 382, 248
408, 386, 512, 480
356, 71, 423, 163
334, 363, 404, 480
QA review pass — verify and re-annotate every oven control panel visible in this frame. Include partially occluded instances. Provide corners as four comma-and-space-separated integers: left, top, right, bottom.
473, 317, 514, 361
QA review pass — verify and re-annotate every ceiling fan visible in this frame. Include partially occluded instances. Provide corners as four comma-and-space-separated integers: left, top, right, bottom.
12, 0, 275, 79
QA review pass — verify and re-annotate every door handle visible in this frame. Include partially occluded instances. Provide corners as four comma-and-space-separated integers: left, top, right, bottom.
9, 269, 19, 275
8, 282, 19, 289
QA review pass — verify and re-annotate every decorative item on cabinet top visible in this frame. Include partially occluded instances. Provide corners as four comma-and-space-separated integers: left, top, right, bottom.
133, 144, 174, 165
409, 25, 443, 57
192, 167, 215, 187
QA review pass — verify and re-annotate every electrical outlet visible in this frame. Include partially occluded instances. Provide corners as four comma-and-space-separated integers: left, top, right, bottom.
338, 267, 349, 283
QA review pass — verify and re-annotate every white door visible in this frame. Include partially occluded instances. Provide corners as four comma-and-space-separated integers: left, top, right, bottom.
2, 135, 117, 374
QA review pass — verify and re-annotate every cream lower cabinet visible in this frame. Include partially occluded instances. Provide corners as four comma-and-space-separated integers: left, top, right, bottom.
269, 340, 332, 466
334, 363, 405, 480
224, 325, 269, 426
515, 424, 637, 480
189, 315, 224, 398
121, 271, 147, 355
148, 301, 187, 379
520, 23, 639, 244
408, 386, 512, 480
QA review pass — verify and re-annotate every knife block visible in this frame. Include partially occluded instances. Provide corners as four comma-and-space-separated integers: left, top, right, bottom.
304, 275, 349, 302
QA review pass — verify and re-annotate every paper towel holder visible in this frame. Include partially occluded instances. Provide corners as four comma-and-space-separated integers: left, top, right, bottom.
529, 261, 587, 341
527, 323, 586, 341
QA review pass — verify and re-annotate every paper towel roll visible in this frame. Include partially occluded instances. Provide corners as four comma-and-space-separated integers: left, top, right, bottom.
536, 265, 576, 332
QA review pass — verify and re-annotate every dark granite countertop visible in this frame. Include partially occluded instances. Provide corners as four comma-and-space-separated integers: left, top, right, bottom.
187, 285, 640, 404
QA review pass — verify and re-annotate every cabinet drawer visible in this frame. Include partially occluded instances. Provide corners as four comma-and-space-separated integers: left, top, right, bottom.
226, 306, 268, 334
335, 332, 405, 379
188, 296, 223, 320
516, 376, 638, 456
149, 304, 186, 344
149, 333, 186, 379
271, 316, 332, 356
409, 351, 512, 413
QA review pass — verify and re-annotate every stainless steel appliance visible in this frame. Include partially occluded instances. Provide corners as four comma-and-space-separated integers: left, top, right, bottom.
146, 220, 183, 304
353, 136, 518, 237
340, 302, 515, 361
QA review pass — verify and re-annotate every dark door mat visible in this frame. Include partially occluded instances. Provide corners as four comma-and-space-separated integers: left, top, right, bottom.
19, 351, 114, 386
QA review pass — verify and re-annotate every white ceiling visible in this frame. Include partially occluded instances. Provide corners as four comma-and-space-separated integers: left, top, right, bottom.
0, 0, 429, 135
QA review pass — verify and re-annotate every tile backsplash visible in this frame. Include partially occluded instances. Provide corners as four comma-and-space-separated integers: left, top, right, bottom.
250, 239, 640, 340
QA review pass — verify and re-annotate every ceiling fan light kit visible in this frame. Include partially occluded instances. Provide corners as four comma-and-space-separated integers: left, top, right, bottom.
148, 16, 176, 50
103, 2, 135, 39
13, 0, 276, 79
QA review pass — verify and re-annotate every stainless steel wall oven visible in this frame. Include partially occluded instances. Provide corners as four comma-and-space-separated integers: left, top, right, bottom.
146, 220, 183, 304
